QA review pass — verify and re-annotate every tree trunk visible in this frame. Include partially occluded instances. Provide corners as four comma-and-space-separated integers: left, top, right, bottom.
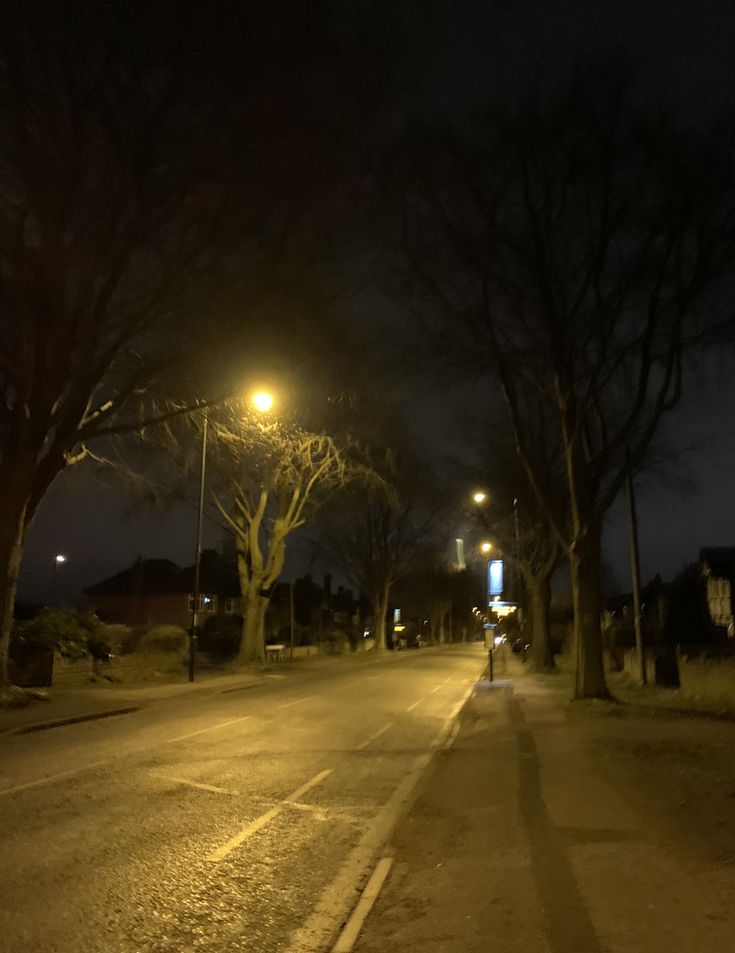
526, 571, 554, 672
0, 468, 33, 691
562, 407, 608, 700
372, 586, 390, 650
569, 525, 608, 698
238, 581, 269, 664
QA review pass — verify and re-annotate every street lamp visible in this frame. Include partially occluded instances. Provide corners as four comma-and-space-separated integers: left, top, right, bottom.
472, 490, 488, 505
251, 390, 274, 413
480, 541, 492, 555
52, 553, 66, 605
188, 390, 275, 682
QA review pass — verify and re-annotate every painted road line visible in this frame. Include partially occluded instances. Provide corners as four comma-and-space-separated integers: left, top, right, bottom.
332, 857, 395, 953
286, 676, 480, 953
0, 760, 107, 798
443, 721, 461, 750
206, 768, 332, 862
286, 751, 434, 953
405, 696, 425, 713
157, 775, 240, 796
355, 722, 394, 751
166, 715, 252, 744
277, 695, 316, 710
429, 684, 442, 695
285, 768, 332, 802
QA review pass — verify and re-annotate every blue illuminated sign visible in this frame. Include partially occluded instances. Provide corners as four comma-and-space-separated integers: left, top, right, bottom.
488, 559, 504, 598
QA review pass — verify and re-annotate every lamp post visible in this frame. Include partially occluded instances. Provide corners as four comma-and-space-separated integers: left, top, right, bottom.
188, 410, 209, 683
188, 390, 275, 683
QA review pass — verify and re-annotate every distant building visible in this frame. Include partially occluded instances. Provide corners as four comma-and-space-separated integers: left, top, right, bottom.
85, 551, 240, 629
699, 547, 735, 631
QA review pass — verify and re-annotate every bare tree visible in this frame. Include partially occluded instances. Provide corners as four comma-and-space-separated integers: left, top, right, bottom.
466, 402, 566, 671
0, 1, 393, 692
204, 406, 364, 662
393, 62, 735, 697
316, 461, 443, 650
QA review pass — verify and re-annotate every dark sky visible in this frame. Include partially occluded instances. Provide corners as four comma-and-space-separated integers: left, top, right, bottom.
17, 0, 735, 605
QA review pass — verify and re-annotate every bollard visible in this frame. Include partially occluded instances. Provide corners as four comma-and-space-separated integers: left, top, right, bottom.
488, 648, 494, 682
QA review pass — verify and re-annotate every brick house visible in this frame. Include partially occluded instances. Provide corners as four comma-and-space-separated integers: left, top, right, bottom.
85, 551, 240, 630
700, 547, 735, 632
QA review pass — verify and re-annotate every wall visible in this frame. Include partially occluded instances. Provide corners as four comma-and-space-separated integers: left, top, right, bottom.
678, 656, 735, 711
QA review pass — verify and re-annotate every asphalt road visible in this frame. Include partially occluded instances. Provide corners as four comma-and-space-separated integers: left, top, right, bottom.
0, 646, 483, 953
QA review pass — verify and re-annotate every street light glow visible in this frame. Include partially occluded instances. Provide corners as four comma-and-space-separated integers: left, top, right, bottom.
251, 390, 274, 412
472, 491, 487, 504
54, 554, 66, 564
480, 541, 493, 554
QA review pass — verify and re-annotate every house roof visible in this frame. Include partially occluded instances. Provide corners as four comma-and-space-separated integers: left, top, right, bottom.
700, 547, 735, 578
85, 552, 239, 597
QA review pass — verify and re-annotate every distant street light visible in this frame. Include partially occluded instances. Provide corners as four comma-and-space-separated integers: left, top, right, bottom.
480, 541, 493, 554
189, 390, 276, 682
52, 553, 66, 605
472, 490, 488, 505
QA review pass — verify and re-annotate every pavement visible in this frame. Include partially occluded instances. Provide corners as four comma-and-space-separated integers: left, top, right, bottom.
350, 655, 735, 953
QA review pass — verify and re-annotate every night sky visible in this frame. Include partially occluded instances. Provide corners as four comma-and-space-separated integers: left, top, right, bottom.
17, 0, 735, 606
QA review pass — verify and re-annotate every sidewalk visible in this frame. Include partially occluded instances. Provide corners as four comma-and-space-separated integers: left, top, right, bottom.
350, 665, 735, 953
0, 667, 270, 735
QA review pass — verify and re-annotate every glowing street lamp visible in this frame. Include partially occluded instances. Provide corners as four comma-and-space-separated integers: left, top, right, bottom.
52, 553, 67, 605
472, 490, 488, 505
251, 390, 274, 413
480, 541, 493, 555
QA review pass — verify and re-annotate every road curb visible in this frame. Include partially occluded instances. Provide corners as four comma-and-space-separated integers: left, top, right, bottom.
2, 705, 140, 736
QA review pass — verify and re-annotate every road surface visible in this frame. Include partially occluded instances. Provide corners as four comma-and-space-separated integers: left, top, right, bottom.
0, 646, 482, 953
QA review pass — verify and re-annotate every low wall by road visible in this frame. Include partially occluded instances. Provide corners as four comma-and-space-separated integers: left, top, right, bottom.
677, 655, 735, 712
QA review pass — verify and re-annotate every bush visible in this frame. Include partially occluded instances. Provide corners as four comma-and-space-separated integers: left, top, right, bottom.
137, 625, 188, 654
199, 615, 241, 660
99, 624, 139, 656
12, 608, 108, 661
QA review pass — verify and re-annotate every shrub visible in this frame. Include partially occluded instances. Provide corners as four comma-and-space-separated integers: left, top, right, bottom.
137, 625, 188, 654
12, 608, 108, 660
99, 624, 138, 656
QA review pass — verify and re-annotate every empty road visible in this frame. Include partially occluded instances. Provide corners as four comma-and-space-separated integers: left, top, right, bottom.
0, 646, 482, 953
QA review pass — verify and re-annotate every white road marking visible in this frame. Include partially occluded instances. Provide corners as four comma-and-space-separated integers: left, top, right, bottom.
406, 696, 425, 712
206, 768, 332, 862
277, 695, 316, 709
0, 760, 107, 798
288, 801, 329, 821
355, 722, 394, 751
331, 857, 394, 953
286, 768, 332, 802
157, 775, 240, 796
166, 715, 252, 744
286, 751, 433, 953
443, 721, 461, 750
429, 684, 442, 695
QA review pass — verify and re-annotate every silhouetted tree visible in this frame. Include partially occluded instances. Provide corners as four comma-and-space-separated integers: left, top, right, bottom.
0, 0, 398, 692
393, 61, 735, 697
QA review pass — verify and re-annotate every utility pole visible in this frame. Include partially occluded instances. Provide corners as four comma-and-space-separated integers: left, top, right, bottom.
189, 409, 209, 683
512, 498, 523, 629
290, 579, 295, 661
625, 446, 646, 685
